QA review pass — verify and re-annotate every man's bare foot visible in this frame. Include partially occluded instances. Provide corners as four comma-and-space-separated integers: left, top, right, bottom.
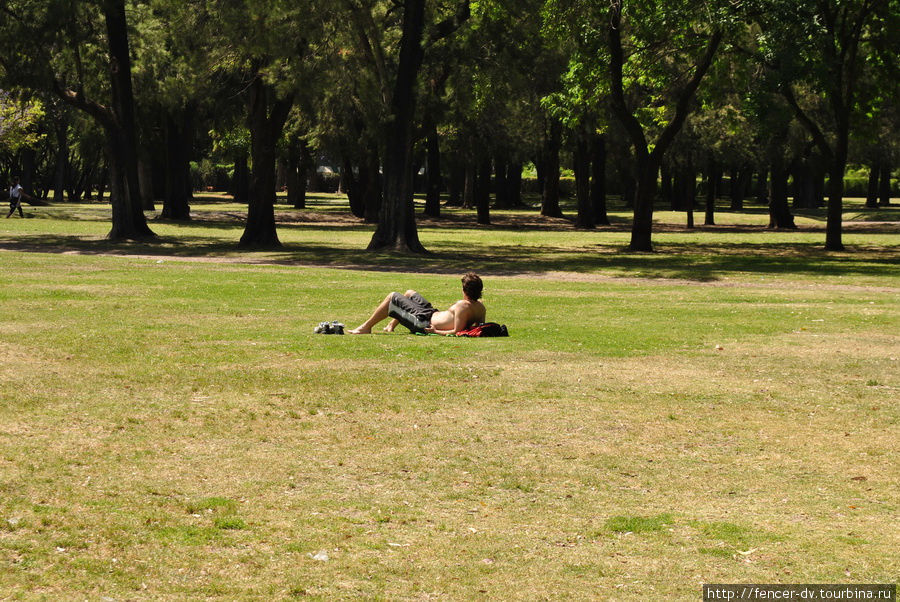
382, 325, 395, 333
348, 326, 371, 334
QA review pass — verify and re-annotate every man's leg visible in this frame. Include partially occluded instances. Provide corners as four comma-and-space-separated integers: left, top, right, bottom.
348, 292, 395, 334
383, 290, 417, 332
16, 203, 23, 217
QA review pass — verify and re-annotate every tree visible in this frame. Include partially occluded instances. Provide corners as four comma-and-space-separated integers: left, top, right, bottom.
208, 0, 332, 248
0, 0, 155, 239
345, 0, 471, 253
606, 1, 724, 251
752, 0, 886, 250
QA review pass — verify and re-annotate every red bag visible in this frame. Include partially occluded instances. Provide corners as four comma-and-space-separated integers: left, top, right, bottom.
456, 322, 509, 337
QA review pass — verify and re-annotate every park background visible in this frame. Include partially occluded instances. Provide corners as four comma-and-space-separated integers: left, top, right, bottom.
1, 0, 899, 598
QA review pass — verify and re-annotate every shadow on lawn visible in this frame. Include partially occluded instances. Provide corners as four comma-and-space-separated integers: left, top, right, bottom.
1, 231, 897, 283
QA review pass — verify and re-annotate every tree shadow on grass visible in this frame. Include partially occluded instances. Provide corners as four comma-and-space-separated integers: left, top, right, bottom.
1, 232, 897, 283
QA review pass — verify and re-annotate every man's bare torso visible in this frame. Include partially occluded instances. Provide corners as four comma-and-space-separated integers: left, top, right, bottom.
430, 299, 486, 330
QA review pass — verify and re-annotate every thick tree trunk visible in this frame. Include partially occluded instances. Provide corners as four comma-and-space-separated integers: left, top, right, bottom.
239, 77, 293, 248
768, 160, 796, 229
630, 161, 658, 251
367, 0, 428, 253
590, 134, 608, 225
103, 0, 153, 239
104, 133, 147, 239
824, 136, 848, 251
540, 120, 563, 218
424, 119, 441, 217
161, 109, 192, 219
574, 133, 593, 228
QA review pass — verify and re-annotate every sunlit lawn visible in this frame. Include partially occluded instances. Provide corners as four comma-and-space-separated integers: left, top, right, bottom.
0, 196, 897, 598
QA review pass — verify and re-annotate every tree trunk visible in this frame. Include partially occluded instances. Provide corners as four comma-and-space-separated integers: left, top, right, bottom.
367, 0, 428, 253
574, 132, 593, 228
96, 164, 108, 203
606, 2, 721, 252
344, 155, 364, 218
296, 140, 313, 209
878, 161, 892, 206
756, 168, 768, 205
462, 163, 475, 209
232, 152, 249, 203
671, 167, 683, 211
623, 174, 635, 209
630, 160, 658, 251
53, 116, 68, 203
138, 157, 155, 211
103, 0, 153, 239
362, 144, 381, 222
768, 160, 796, 229
792, 159, 815, 209
285, 151, 301, 210
239, 76, 293, 248
507, 161, 523, 207
494, 156, 509, 208
705, 155, 717, 226
475, 158, 491, 225
660, 159, 672, 209
540, 120, 563, 218
685, 158, 695, 229
424, 119, 441, 217
824, 135, 847, 251
446, 159, 463, 206
729, 167, 744, 210
590, 134, 608, 225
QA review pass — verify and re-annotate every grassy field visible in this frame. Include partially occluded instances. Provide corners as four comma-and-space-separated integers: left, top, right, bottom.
0, 196, 898, 599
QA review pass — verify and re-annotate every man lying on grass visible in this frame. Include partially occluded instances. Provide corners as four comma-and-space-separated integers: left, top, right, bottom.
349, 272, 486, 335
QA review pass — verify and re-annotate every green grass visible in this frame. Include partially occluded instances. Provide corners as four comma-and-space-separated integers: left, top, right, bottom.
0, 198, 897, 598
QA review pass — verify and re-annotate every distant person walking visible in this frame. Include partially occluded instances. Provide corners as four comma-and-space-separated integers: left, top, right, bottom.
7, 176, 31, 218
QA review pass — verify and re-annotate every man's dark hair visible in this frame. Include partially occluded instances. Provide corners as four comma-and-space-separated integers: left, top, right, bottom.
462, 272, 483, 301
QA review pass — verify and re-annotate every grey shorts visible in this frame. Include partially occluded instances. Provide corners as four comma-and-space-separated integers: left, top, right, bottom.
388, 292, 437, 333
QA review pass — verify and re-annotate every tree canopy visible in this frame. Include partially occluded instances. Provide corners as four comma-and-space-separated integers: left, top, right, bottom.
0, 0, 895, 250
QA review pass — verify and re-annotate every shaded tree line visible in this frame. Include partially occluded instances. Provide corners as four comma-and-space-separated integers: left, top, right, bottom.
0, 0, 896, 252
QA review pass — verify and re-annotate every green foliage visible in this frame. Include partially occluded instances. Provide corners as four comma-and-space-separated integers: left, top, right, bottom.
0, 91, 45, 153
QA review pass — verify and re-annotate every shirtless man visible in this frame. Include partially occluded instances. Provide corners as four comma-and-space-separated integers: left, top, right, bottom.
348, 272, 486, 335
